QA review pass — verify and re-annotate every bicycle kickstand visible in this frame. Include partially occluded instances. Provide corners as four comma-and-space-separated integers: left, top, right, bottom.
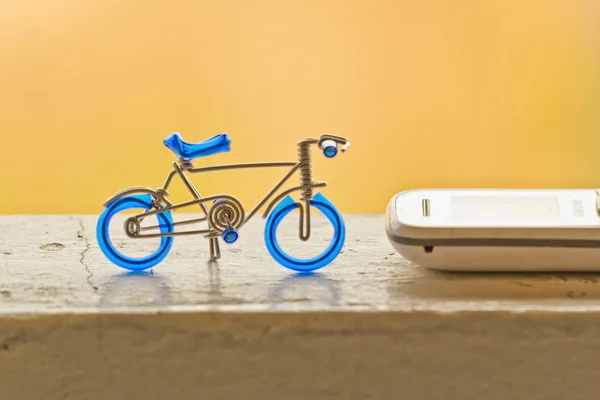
209, 237, 221, 261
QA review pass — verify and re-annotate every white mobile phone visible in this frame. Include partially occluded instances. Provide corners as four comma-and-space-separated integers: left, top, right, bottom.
385, 189, 600, 271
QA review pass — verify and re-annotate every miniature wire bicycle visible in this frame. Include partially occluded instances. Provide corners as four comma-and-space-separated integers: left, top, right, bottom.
96, 132, 351, 272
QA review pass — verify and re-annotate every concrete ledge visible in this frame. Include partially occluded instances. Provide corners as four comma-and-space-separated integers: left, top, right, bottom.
1, 215, 600, 399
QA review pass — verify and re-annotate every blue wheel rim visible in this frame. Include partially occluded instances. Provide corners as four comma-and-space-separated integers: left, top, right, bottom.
264, 192, 345, 272
96, 194, 174, 271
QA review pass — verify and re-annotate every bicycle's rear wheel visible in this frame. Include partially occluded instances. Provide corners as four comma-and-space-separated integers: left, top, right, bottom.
96, 194, 174, 271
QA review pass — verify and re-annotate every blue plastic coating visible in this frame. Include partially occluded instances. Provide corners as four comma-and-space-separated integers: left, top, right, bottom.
96, 194, 174, 271
163, 132, 231, 160
324, 145, 337, 158
222, 227, 239, 244
264, 192, 345, 272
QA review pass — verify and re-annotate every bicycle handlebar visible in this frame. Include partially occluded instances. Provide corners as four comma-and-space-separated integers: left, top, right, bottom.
318, 134, 350, 158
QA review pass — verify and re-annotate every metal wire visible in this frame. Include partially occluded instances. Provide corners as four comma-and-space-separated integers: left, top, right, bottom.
112, 133, 350, 261
209, 199, 244, 233
297, 140, 314, 201
297, 139, 317, 241
179, 158, 194, 169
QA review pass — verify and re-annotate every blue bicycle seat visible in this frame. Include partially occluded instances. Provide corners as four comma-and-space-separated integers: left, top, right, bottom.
163, 132, 231, 160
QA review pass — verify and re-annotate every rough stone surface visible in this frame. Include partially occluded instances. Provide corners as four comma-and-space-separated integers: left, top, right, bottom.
1, 215, 600, 399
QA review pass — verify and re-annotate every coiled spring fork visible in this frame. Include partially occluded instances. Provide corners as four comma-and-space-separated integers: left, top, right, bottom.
297, 140, 313, 241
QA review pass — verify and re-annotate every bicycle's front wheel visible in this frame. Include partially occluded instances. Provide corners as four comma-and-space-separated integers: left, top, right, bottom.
96, 194, 174, 271
264, 192, 345, 272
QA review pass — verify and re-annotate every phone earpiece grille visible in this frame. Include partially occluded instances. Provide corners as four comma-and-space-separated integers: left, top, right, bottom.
572, 199, 584, 217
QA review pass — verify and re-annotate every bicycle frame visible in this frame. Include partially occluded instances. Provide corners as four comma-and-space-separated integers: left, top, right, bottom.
104, 159, 326, 239
103, 134, 349, 244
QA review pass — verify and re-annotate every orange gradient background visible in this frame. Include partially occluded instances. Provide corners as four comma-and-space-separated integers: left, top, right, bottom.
1, 0, 600, 214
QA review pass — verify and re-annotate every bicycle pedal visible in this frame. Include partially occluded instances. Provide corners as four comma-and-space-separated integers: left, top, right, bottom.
222, 227, 239, 244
